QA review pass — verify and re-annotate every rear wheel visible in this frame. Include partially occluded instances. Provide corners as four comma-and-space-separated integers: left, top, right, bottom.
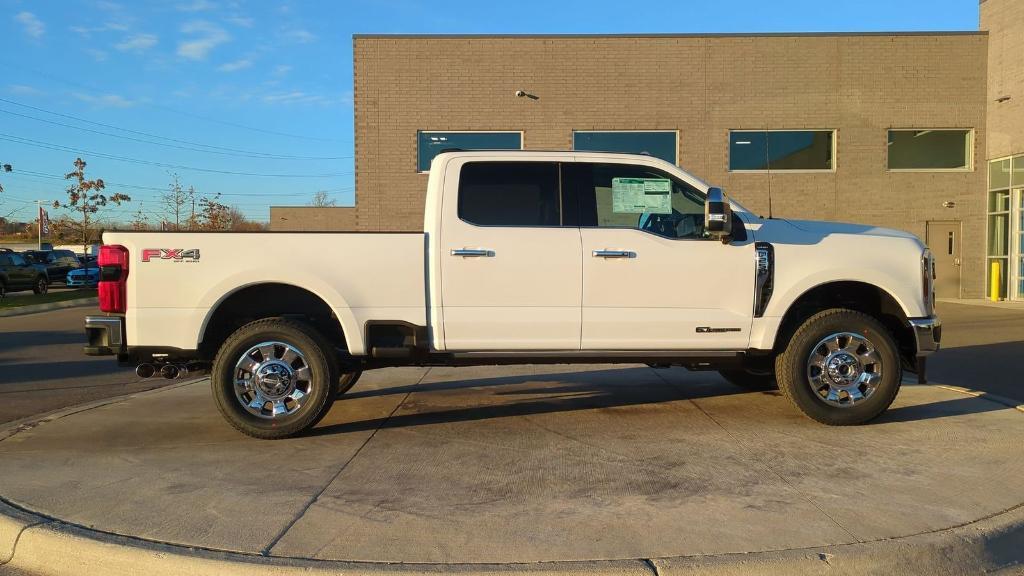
776, 308, 901, 425
32, 276, 48, 295
212, 318, 339, 439
0, 280, 6, 298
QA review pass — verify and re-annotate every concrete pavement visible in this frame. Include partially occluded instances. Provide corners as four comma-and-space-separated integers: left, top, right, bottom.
0, 305, 173, 424
1, 364, 1022, 574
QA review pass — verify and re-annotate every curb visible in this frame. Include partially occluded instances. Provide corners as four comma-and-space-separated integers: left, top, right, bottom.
0, 297, 98, 318
0, 498, 1021, 575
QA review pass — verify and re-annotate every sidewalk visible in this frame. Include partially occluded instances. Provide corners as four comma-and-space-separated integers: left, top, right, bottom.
939, 297, 1024, 310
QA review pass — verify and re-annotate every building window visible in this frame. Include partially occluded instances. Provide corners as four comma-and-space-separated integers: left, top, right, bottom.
729, 130, 835, 171
887, 129, 972, 171
572, 131, 678, 165
417, 131, 522, 172
987, 155, 1024, 300
457, 162, 561, 227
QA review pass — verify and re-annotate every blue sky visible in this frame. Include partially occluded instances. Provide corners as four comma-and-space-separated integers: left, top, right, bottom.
0, 0, 979, 224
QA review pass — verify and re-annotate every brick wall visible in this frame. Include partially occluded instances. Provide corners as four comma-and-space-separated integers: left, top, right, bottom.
269, 206, 358, 231
351, 33, 988, 297
982, 0, 1024, 161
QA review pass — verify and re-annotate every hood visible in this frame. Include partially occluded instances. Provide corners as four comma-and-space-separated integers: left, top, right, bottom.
780, 218, 920, 240
749, 216, 925, 249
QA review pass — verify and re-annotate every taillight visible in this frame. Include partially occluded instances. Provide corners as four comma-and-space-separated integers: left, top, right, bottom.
98, 244, 129, 313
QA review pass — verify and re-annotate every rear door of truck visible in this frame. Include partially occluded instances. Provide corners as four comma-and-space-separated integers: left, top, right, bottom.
438, 156, 582, 350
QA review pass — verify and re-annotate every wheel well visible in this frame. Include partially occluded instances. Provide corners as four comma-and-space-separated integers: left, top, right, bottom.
200, 283, 347, 360
774, 281, 915, 368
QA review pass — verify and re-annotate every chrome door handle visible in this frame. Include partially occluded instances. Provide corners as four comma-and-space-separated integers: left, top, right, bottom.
592, 250, 634, 258
451, 248, 493, 257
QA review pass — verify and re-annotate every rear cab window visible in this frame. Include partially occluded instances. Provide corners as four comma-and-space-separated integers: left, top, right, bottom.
457, 162, 564, 227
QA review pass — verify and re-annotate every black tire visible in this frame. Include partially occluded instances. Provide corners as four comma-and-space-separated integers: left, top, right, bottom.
719, 367, 778, 390
337, 370, 362, 396
212, 318, 339, 439
32, 276, 48, 295
776, 308, 901, 426
0, 280, 6, 299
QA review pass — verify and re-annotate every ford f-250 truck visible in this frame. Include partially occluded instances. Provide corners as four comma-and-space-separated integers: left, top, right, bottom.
84, 151, 940, 439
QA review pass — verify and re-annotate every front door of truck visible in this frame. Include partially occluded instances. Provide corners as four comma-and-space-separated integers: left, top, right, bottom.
566, 161, 754, 350
439, 157, 582, 350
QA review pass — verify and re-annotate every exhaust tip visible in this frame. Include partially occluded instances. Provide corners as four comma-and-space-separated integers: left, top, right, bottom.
136, 363, 156, 378
160, 364, 179, 379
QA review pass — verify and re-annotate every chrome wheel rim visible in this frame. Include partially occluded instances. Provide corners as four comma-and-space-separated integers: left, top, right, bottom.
233, 341, 313, 419
806, 332, 881, 407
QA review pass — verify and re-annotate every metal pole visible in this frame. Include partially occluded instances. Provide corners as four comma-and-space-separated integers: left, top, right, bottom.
36, 200, 41, 250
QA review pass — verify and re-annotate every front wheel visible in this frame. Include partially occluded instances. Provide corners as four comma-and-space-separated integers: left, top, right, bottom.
212, 318, 339, 439
776, 308, 901, 426
32, 277, 48, 295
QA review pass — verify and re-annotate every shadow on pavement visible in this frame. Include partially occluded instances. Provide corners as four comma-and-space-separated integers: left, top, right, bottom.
928, 341, 1024, 403
313, 368, 746, 436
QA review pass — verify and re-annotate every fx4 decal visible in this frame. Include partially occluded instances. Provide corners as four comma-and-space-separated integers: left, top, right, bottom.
141, 248, 200, 263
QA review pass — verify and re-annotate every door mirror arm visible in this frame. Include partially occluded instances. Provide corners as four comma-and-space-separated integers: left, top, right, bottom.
705, 187, 733, 244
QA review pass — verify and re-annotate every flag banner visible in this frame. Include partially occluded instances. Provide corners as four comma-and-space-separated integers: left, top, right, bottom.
39, 206, 50, 236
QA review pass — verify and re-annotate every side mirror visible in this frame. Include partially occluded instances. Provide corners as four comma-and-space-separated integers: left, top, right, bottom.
704, 187, 733, 242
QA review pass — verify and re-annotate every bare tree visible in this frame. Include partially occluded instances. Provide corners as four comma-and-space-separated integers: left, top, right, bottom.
0, 162, 11, 194
53, 158, 130, 253
130, 203, 150, 230
198, 193, 232, 230
310, 190, 336, 207
161, 174, 190, 231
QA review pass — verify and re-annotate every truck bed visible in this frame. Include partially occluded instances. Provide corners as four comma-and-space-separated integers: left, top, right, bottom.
103, 231, 427, 355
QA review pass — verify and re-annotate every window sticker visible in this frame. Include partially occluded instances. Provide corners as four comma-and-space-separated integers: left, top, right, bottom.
612, 178, 672, 214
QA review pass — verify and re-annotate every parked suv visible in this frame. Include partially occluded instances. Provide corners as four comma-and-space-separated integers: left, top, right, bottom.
0, 250, 49, 297
24, 249, 81, 284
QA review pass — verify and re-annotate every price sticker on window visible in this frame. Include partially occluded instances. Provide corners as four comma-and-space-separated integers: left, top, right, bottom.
612, 178, 672, 214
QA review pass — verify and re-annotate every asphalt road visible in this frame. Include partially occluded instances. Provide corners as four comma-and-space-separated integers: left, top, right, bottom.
0, 305, 173, 424
0, 300, 1020, 426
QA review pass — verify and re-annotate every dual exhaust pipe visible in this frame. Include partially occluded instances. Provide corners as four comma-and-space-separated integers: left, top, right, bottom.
136, 363, 206, 380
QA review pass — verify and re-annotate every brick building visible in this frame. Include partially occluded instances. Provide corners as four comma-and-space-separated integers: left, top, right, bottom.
272, 0, 1024, 301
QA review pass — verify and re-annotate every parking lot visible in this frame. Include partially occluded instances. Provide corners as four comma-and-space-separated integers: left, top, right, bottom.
1, 300, 1022, 575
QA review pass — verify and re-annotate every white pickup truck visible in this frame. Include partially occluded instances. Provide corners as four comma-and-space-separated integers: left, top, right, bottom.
85, 151, 940, 439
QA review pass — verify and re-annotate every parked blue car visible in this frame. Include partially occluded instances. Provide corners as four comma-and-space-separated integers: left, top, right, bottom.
65, 266, 100, 288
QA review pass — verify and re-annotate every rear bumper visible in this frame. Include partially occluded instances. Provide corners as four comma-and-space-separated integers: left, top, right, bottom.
84, 315, 125, 356
909, 316, 941, 356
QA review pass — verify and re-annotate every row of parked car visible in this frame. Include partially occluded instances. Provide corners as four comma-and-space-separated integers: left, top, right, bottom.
0, 248, 99, 298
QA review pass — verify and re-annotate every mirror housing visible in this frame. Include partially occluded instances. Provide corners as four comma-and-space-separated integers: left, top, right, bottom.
704, 187, 733, 242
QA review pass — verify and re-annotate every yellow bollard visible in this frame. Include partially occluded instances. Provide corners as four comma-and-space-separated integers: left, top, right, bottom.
990, 260, 1002, 302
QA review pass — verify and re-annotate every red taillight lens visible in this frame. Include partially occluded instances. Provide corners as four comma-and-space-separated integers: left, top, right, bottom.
98, 244, 129, 313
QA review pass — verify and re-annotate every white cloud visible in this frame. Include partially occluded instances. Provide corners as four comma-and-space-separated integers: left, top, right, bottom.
177, 20, 230, 60
282, 27, 316, 44
272, 64, 292, 77
226, 15, 253, 27
177, 0, 217, 11
115, 33, 158, 52
15, 12, 45, 39
218, 58, 252, 72
7, 84, 42, 96
261, 90, 351, 106
73, 92, 136, 108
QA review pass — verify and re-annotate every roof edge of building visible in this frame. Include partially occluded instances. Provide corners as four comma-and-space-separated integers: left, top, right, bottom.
353, 31, 987, 40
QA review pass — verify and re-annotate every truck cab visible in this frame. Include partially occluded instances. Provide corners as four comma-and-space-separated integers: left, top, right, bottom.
85, 151, 940, 439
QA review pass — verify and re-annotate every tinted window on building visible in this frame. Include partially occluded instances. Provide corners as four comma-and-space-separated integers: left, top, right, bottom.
418, 132, 522, 172
573, 132, 678, 165
888, 130, 971, 170
458, 162, 561, 226
730, 130, 834, 171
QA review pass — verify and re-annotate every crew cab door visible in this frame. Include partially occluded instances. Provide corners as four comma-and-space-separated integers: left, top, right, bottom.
565, 161, 755, 350
438, 157, 582, 350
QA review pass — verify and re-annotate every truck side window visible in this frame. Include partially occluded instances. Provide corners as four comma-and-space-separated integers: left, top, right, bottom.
572, 163, 707, 239
458, 162, 561, 227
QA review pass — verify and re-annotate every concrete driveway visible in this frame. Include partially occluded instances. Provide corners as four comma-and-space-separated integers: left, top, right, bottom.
0, 301, 1022, 574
